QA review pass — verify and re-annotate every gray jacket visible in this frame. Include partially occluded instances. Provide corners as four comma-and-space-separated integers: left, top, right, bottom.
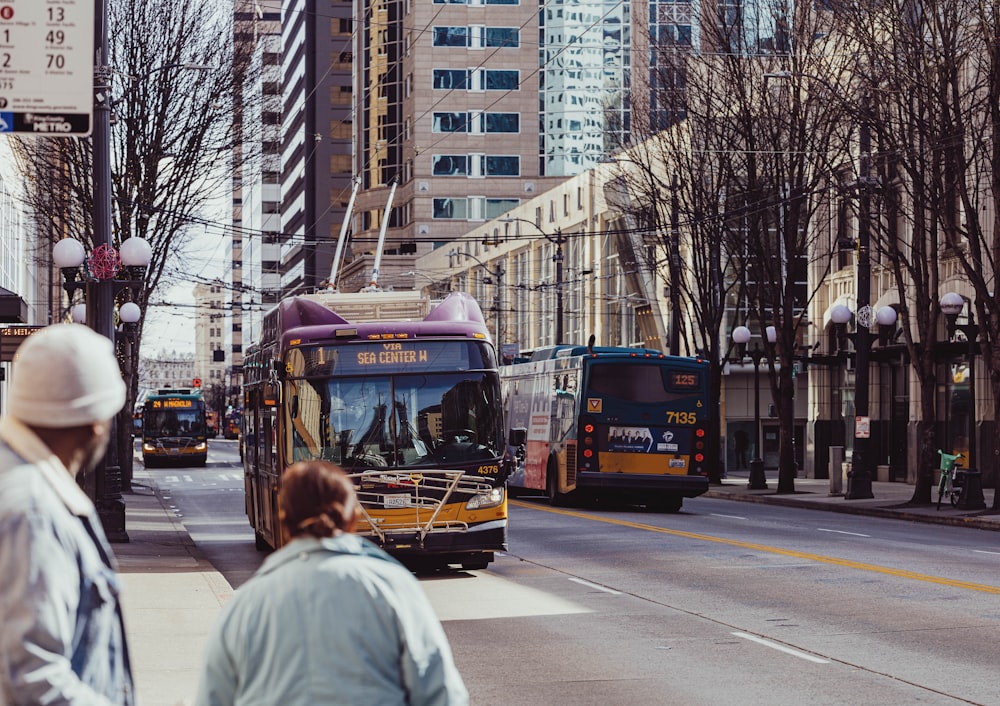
0, 417, 134, 705
196, 533, 468, 706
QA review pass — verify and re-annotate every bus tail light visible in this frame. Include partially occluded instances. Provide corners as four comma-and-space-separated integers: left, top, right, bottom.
580, 416, 598, 470
692, 425, 707, 474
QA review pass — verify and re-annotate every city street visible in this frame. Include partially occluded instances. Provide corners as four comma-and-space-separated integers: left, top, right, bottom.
139, 441, 1000, 705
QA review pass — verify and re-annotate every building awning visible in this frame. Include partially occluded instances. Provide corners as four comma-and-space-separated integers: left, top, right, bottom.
0, 287, 28, 324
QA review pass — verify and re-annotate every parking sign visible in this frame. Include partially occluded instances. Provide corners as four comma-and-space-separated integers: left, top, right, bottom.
0, 0, 94, 136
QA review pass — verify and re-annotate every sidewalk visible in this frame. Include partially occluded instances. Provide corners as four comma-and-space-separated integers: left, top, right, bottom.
114, 479, 232, 706
706, 470, 1000, 531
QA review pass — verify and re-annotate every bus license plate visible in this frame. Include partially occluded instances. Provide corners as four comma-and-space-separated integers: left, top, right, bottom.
384, 494, 410, 508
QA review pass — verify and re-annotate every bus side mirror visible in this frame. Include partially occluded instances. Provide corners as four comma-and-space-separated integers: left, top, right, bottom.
508, 427, 527, 448
264, 381, 280, 407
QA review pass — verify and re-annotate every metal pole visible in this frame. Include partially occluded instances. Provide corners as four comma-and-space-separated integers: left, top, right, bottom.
493, 267, 502, 347
846, 93, 874, 500
748, 347, 768, 489
554, 229, 564, 345
328, 177, 360, 291
367, 178, 397, 290
90, 0, 128, 541
967, 316, 976, 469
669, 174, 681, 356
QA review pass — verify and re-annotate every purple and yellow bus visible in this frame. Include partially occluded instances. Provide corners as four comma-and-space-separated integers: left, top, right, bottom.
242, 290, 509, 570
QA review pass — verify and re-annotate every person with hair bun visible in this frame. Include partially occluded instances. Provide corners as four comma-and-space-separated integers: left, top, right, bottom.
195, 460, 468, 706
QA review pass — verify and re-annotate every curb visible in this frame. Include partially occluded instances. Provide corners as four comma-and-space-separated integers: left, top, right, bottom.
702, 488, 1000, 532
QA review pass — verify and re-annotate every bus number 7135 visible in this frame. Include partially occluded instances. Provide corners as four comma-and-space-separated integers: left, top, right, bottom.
665, 411, 698, 425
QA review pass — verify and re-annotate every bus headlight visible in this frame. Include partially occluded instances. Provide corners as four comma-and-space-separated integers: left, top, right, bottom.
466, 487, 504, 510
195, 442, 208, 452
142, 443, 155, 453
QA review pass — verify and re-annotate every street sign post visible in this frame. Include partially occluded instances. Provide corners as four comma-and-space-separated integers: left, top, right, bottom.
0, 0, 95, 136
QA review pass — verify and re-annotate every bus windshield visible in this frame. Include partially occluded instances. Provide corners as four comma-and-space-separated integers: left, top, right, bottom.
285, 371, 503, 468
145, 408, 206, 437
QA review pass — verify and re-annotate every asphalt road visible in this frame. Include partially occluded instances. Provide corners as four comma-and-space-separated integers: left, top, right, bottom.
143, 443, 1000, 705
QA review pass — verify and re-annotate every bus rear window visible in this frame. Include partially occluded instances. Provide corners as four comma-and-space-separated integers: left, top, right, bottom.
587, 364, 700, 403
588, 364, 670, 403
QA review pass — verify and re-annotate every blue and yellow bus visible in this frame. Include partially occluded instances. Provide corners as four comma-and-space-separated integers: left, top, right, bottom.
141, 389, 209, 467
242, 290, 510, 570
502, 342, 710, 511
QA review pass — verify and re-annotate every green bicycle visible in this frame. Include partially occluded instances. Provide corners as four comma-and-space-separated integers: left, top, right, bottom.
936, 450, 964, 510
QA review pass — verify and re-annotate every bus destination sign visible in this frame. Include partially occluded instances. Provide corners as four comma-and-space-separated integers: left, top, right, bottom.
356, 343, 429, 367
290, 341, 477, 377
152, 399, 194, 409
668, 371, 700, 389
0, 0, 95, 137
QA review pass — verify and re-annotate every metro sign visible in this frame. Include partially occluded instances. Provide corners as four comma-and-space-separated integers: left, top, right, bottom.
0, 0, 95, 137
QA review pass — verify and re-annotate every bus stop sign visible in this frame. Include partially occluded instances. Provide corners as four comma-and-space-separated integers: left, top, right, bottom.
0, 0, 95, 136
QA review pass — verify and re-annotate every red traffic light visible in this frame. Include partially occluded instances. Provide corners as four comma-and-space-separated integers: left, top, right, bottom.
193, 378, 202, 388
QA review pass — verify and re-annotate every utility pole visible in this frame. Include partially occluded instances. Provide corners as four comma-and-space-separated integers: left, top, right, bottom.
669, 175, 681, 356
553, 228, 564, 345
845, 93, 875, 500
89, 0, 127, 540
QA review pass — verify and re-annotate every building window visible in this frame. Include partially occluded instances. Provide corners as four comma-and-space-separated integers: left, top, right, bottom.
432, 112, 470, 133
433, 27, 469, 47
483, 112, 519, 133
484, 155, 519, 176
484, 70, 518, 90
485, 198, 519, 218
432, 155, 470, 176
485, 27, 519, 47
433, 69, 470, 89
433, 198, 469, 219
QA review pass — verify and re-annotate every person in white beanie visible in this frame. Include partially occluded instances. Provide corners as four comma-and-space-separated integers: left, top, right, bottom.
0, 323, 135, 705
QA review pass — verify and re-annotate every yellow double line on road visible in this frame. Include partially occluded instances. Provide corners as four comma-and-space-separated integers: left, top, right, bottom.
511, 500, 1000, 595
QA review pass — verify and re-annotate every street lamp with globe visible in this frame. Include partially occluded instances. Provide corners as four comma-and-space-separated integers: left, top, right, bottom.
939, 291, 986, 510
731, 324, 776, 490
52, 234, 152, 540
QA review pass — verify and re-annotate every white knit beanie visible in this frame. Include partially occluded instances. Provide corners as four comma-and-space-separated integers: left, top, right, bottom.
7, 324, 126, 428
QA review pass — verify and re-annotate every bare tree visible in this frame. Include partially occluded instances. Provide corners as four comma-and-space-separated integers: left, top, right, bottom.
14, 0, 259, 479
835, 0, 998, 504
611, 3, 856, 491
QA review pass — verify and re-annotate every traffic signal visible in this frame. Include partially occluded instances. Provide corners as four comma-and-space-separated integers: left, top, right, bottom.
193, 378, 202, 388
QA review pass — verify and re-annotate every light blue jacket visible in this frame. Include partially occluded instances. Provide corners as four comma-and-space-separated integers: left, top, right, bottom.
0, 417, 134, 705
196, 533, 468, 706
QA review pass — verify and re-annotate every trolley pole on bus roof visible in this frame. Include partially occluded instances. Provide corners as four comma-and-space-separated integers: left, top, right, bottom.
364, 177, 398, 292
327, 177, 360, 292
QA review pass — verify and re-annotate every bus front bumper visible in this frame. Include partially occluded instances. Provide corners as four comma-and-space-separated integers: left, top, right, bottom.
361, 520, 508, 558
